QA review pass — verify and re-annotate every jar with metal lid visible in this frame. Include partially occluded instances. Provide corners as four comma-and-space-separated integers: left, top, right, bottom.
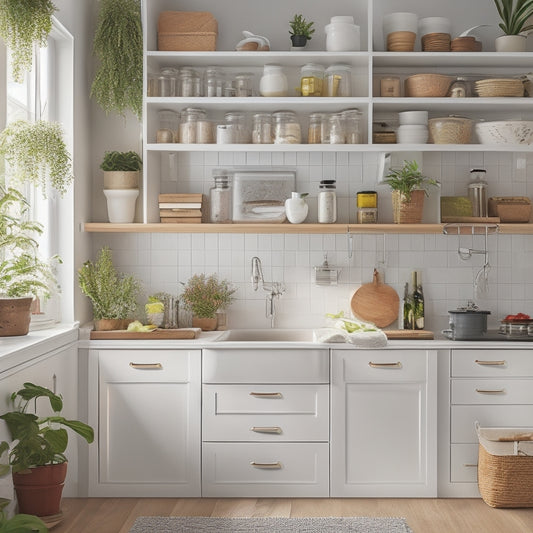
272, 111, 301, 144
204, 66, 225, 97
326, 113, 345, 144
357, 191, 377, 208
318, 180, 337, 223
308, 112, 327, 144
324, 64, 353, 97
178, 67, 201, 97
252, 113, 273, 144
259, 64, 288, 97
209, 170, 232, 223
300, 63, 325, 97
342, 108, 362, 144
156, 109, 179, 143
179, 107, 207, 143
233, 72, 254, 97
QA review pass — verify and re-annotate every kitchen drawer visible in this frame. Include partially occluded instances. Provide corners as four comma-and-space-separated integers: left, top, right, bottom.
452, 379, 533, 405
451, 405, 533, 443
98, 349, 199, 382
203, 348, 329, 383
452, 350, 533, 377
202, 442, 329, 497
202, 384, 329, 441
336, 349, 427, 383
450, 444, 480, 484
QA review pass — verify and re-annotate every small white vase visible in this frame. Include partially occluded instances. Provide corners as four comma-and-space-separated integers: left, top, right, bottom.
103, 189, 139, 223
285, 192, 309, 224
495, 34, 527, 52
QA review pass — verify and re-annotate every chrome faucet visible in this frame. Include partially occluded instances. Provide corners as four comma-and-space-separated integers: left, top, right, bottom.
251, 256, 285, 327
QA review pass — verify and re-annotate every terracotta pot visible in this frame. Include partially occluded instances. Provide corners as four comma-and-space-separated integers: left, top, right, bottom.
0, 297, 33, 336
392, 189, 425, 224
13, 462, 67, 517
93, 318, 131, 331
192, 316, 218, 331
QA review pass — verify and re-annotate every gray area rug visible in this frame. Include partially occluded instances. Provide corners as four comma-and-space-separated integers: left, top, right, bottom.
129, 516, 414, 533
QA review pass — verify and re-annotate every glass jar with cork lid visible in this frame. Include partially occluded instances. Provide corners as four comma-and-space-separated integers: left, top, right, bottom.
357, 190, 378, 223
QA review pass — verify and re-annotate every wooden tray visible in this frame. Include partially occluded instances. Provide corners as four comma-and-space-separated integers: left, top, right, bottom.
385, 330, 434, 340
90, 328, 201, 340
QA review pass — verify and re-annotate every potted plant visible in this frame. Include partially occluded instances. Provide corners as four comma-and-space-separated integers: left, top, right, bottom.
91, 0, 143, 118
0, 382, 94, 521
0, 120, 73, 198
384, 160, 438, 224
493, 0, 533, 51
78, 246, 142, 330
180, 273, 236, 331
0, 187, 60, 336
289, 14, 315, 49
0, 497, 47, 533
0, 0, 56, 83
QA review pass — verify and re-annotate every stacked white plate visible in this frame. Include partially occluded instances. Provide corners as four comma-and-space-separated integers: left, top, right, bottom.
397, 110, 428, 143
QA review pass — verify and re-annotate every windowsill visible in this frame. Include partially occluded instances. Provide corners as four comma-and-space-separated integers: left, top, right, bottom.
0, 322, 79, 374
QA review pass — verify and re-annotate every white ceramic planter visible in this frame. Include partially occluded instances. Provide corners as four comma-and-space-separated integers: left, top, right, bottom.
104, 189, 139, 223
285, 192, 309, 224
495, 34, 527, 52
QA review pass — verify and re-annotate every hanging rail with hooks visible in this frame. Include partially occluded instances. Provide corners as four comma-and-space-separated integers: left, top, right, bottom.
442, 223, 499, 236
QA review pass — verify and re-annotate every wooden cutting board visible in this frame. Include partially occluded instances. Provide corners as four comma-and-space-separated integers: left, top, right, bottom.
350, 269, 400, 328
385, 330, 434, 340
90, 328, 201, 340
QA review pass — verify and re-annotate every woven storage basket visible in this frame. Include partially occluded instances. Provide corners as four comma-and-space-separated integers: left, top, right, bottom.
488, 196, 531, 222
405, 73, 453, 97
477, 424, 533, 508
158, 11, 217, 51
392, 189, 425, 223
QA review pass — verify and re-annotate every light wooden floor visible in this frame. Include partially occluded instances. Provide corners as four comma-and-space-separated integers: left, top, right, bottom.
51, 497, 533, 533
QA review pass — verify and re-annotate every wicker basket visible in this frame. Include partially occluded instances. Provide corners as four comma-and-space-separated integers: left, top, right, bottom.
392, 189, 425, 223
477, 424, 533, 508
405, 73, 453, 97
488, 196, 531, 222
158, 31, 217, 51
158, 11, 217, 51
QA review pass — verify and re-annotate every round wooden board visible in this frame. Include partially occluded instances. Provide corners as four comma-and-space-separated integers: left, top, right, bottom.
351, 269, 400, 328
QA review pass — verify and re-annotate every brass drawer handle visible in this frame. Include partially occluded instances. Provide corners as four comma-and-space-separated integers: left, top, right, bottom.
249, 392, 283, 398
250, 426, 282, 434
475, 388, 505, 394
368, 361, 402, 368
475, 360, 506, 366
250, 461, 282, 469
129, 362, 163, 370
463, 463, 478, 468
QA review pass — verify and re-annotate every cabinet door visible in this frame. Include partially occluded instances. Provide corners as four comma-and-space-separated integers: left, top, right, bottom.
92, 349, 201, 497
330, 349, 437, 497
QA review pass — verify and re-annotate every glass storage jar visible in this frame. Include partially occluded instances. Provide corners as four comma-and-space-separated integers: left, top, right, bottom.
324, 64, 353, 97
178, 67, 201, 97
300, 63, 325, 96
326, 113, 345, 144
209, 170, 232, 223
308, 112, 327, 144
204, 66, 225, 97
233, 72, 254, 97
217, 111, 251, 144
156, 109, 179, 143
178, 107, 207, 143
342, 108, 363, 144
259, 64, 288, 97
252, 113, 273, 144
318, 180, 337, 223
158, 67, 178, 97
272, 111, 301, 144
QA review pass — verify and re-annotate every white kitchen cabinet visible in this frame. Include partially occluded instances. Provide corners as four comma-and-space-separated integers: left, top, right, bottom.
88, 348, 201, 497
331, 349, 438, 497
202, 348, 330, 497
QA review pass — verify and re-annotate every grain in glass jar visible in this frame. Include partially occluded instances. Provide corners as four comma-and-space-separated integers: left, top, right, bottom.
326, 113, 345, 144
234, 72, 254, 97
209, 170, 232, 223
156, 109, 179, 143
380, 76, 400, 97
300, 63, 325, 96
272, 111, 301, 144
178, 67, 201, 97
217, 112, 250, 144
324, 64, 353, 97
204, 66, 225, 97
318, 180, 337, 223
179, 107, 207, 144
342, 108, 363, 144
308, 112, 327, 144
252, 113, 273, 144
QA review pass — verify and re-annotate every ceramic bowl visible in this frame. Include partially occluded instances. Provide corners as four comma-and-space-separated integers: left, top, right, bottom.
398, 110, 429, 125
419, 17, 451, 37
397, 124, 429, 144
475, 121, 533, 145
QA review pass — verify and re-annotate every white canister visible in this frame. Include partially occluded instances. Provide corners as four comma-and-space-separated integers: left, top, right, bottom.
103, 189, 139, 223
285, 192, 309, 224
259, 64, 288, 97
325, 16, 361, 52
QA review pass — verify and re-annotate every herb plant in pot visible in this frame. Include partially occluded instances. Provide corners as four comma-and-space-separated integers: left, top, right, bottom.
384, 160, 438, 224
181, 273, 236, 331
493, 0, 533, 51
78, 246, 142, 331
289, 14, 315, 49
0, 382, 94, 521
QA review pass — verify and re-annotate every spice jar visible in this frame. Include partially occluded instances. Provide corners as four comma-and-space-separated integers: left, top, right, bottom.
156, 109, 179, 143
380, 76, 401, 97
342, 108, 362, 144
318, 180, 337, 223
272, 111, 301, 144
308, 112, 327, 144
357, 191, 378, 223
209, 170, 232, 223
178, 67, 201, 97
300, 63, 325, 96
259, 64, 288, 97
179, 107, 207, 143
204, 66, 225, 97
252, 113, 273, 144
324, 64, 353, 97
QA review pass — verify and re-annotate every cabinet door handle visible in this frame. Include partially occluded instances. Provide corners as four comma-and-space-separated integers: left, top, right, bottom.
250, 426, 282, 434
129, 362, 163, 370
249, 392, 283, 398
250, 461, 282, 469
463, 463, 478, 468
368, 361, 402, 368
475, 360, 506, 366
475, 388, 505, 394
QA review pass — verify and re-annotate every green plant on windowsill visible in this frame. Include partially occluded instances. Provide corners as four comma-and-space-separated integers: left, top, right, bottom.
493, 0, 533, 35
0, 0, 57, 82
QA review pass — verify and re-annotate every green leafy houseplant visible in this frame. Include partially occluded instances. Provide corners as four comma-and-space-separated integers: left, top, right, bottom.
0, 120, 73, 197
384, 160, 437, 202
289, 14, 315, 40
0, 497, 47, 533
100, 151, 142, 172
493, 0, 533, 34
181, 273, 236, 319
0, 0, 56, 82
91, 0, 143, 118
78, 246, 141, 322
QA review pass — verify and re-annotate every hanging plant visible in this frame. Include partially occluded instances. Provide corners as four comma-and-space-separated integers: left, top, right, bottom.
91, 0, 143, 119
0, 119, 73, 197
0, 0, 57, 82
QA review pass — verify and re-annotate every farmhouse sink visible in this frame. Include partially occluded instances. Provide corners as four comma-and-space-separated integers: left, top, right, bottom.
215, 329, 315, 342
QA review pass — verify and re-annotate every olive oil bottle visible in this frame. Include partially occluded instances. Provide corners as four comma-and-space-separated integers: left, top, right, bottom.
403, 282, 412, 330
411, 271, 425, 330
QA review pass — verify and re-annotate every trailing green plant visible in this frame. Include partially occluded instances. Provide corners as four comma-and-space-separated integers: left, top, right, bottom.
0, 120, 73, 197
78, 246, 142, 320
100, 151, 142, 172
0, 382, 94, 473
289, 14, 315, 40
91, 0, 143, 118
0, 187, 59, 298
0, 497, 47, 533
181, 273, 236, 319
384, 160, 438, 202
493, 0, 533, 34
0, 0, 57, 82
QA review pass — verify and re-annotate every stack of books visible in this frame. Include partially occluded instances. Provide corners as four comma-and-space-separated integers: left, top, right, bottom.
159, 193, 204, 223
